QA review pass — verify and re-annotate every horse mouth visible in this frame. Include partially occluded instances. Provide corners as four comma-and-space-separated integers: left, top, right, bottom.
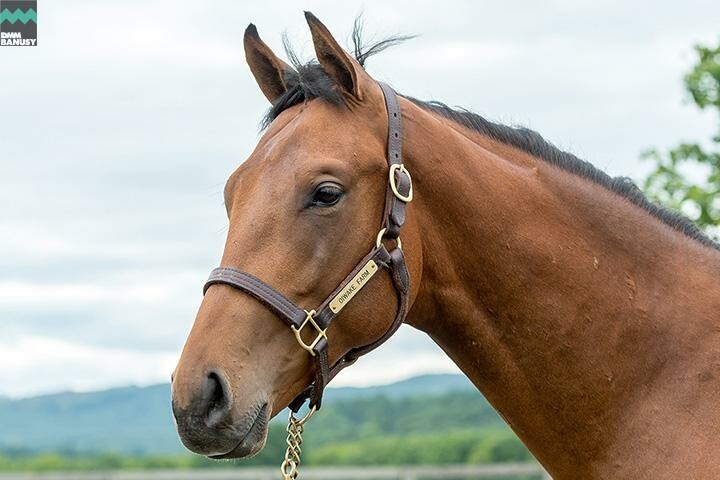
209, 402, 270, 459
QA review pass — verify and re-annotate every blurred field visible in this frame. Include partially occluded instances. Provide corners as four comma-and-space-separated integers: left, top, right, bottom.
0, 463, 550, 479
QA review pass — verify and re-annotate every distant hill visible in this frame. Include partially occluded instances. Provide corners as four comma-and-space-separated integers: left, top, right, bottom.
0, 374, 481, 456
0, 384, 178, 455
326, 373, 474, 401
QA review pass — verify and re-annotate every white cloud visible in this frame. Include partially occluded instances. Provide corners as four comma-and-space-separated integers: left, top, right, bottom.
0, 277, 189, 307
402, 41, 518, 70
0, 336, 178, 398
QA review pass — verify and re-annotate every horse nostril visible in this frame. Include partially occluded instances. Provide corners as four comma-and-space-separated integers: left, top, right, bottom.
204, 371, 230, 427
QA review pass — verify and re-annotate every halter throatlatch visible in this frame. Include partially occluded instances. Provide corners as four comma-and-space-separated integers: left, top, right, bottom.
202, 82, 412, 478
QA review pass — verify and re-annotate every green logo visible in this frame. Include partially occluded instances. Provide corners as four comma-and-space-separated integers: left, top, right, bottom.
0, 1, 37, 46
0, 7, 37, 24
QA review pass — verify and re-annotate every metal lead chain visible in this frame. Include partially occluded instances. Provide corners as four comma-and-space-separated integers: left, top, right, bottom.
280, 407, 315, 480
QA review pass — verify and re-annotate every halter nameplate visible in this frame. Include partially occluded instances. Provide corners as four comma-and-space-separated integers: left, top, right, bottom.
329, 259, 379, 314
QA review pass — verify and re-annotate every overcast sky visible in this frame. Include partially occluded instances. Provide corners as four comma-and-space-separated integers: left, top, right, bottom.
1, 0, 718, 398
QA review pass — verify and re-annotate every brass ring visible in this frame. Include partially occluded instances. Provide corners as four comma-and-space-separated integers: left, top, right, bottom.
376, 228, 402, 250
389, 164, 413, 202
290, 406, 317, 426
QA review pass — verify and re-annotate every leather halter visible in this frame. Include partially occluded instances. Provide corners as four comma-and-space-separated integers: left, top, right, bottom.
203, 82, 412, 411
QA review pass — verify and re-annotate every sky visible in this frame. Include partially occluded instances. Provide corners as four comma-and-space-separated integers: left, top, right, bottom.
0, 0, 718, 398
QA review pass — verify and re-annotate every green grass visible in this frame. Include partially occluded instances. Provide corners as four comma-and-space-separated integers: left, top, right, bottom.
0, 428, 532, 472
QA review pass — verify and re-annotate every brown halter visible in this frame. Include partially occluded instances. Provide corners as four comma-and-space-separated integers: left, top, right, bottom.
202, 82, 412, 411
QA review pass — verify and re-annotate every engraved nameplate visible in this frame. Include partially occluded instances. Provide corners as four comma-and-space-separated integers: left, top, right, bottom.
329, 260, 379, 314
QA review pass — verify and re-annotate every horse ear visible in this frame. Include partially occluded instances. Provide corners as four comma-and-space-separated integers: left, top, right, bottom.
304, 11, 374, 101
244, 24, 295, 103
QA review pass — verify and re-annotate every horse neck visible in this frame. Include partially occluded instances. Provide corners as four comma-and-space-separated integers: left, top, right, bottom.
400, 100, 720, 477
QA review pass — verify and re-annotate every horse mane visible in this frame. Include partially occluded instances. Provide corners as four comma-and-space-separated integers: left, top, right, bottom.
262, 19, 719, 251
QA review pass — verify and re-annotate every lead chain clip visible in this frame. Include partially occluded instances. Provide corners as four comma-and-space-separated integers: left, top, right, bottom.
280, 406, 316, 480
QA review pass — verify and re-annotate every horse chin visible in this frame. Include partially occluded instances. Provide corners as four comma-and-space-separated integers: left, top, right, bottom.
209, 402, 270, 460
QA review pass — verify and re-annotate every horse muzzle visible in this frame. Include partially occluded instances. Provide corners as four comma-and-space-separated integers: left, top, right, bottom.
171, 369, 270, 458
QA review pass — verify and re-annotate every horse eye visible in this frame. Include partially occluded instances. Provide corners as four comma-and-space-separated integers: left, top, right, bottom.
309, 183, 344, 207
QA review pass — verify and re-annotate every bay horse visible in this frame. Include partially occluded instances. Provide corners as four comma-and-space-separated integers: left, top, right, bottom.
171, 13, 720, 479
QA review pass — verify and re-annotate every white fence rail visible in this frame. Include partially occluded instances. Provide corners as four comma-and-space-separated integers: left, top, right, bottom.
0, 464, 551, 480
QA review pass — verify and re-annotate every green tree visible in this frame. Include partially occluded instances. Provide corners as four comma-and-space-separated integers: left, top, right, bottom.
643, 40, 720, 232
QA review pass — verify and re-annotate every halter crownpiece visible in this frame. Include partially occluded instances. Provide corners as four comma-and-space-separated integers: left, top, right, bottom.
203, 81, 412, 411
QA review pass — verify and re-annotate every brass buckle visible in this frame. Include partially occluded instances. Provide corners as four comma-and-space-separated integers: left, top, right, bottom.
389, 164, 413, 202
376, 228, 402, 250
291, 310, 327, 357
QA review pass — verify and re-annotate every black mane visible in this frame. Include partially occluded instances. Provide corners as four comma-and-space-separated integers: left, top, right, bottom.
262, 21, 719, 251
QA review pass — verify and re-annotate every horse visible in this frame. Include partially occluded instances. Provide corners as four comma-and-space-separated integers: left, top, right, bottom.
171, 13, 720, 479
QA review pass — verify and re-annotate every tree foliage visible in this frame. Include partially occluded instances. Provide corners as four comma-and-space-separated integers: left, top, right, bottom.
643, 40, 720, 231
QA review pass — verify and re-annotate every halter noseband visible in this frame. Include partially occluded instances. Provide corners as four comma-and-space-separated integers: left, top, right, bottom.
202, 82, 412, 411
